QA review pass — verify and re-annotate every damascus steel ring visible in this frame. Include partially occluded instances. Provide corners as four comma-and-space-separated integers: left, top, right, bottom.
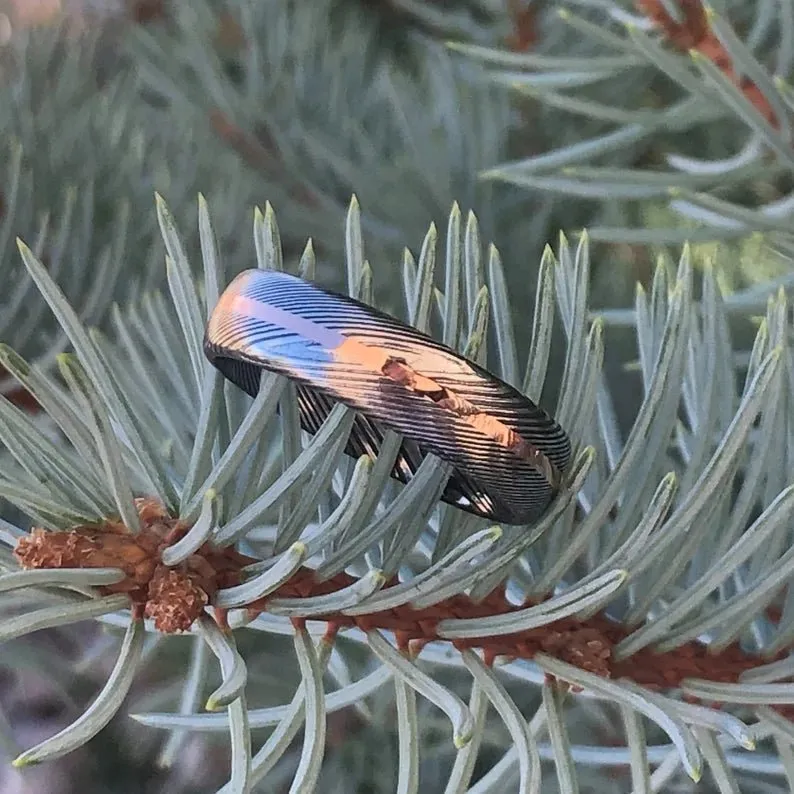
204, 269, 571, 525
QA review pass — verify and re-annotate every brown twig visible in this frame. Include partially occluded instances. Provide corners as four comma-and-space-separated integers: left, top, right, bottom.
12, 497, 793, 722
506, 0, 538, 52
0, 364, 40, 413
636, 0, 778, 127
126, 0, 167, 25
208, 109, 320, 210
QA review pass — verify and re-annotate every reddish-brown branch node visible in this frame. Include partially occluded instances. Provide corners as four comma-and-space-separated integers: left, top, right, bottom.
14, 498, 250, 633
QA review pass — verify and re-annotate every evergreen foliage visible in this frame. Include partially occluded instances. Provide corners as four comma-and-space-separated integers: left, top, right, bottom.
1, 1, 794, 793
0, 196, 789, 793
461, 1, 794, 257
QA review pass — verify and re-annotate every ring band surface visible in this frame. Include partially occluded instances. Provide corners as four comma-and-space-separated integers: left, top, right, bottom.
204, 269, 571, 525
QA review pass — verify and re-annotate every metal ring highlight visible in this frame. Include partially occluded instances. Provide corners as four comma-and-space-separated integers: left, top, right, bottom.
204, 269, 571, 525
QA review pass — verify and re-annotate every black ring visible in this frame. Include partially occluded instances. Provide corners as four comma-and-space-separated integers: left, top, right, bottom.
204, 270, 571, 525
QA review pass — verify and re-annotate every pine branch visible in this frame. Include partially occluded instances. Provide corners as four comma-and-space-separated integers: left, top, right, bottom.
457, 0, 794, 253
1, 195, 793, 791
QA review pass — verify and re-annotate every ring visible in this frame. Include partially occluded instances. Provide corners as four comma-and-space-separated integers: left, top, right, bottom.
204, 269, 571, 525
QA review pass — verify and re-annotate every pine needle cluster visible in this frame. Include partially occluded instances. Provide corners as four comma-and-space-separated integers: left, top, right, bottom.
0, 195, 790, 792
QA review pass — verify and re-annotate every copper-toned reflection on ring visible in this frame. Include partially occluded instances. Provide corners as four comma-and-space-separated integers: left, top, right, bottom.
204, 269, 571, 525
379, 357, 562, 489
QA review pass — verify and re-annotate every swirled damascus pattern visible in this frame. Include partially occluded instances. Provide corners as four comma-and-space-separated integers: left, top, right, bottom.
204, 270, 571, 525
